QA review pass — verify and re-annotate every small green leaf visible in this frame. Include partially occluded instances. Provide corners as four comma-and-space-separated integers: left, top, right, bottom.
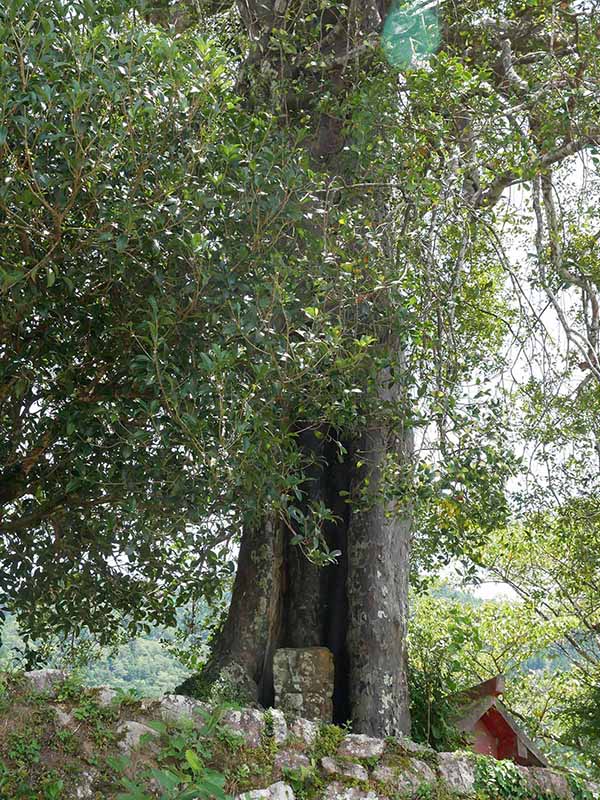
149, 768, 180, 791
184, 748, 203, 773
116, 234, 129, 253
146, 720, 168, 734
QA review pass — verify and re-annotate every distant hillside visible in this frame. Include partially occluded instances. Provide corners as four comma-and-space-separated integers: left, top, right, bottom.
0, 614, 191, 697
83, 638, 190, 696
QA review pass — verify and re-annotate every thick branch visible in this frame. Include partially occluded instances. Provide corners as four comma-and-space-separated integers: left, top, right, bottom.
476, 130, 600, 208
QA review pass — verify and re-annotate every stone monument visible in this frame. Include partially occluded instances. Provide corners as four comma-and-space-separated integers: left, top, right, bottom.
273, 647, 334, 722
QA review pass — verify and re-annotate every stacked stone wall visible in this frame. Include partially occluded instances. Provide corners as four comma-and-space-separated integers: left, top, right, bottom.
7, 670, 596, 800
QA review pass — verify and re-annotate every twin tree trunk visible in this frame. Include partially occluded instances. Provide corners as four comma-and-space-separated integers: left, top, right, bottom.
177, 0, 412, 737
183, 376, 413, 737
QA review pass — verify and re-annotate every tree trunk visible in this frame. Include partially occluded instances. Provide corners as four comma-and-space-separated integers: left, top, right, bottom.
182, 413, 413, 735
282, 429, 327, 649
281, 430, 354, 725
177, 517, 284, 707
177, 0, 413, 737
346, 357, 413, 736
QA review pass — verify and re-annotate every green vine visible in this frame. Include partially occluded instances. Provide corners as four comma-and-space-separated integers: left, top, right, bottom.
474, 755, 530, 800
568, 775, 595, 800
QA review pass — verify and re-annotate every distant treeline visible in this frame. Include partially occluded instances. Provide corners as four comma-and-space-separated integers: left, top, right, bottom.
0, 614, 191, 697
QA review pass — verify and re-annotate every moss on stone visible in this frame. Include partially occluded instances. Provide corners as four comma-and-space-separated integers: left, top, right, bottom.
310, 721, 347, 761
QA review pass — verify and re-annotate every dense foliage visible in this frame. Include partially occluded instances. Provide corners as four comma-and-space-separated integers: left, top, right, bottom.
0, 1, 246, 643
0, 0, 514, 648
1, 0, 600, 772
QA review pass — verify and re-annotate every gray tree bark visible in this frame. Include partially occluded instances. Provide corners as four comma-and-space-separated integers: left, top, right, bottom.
346, 355, 413, 736
177, 518, 284, 706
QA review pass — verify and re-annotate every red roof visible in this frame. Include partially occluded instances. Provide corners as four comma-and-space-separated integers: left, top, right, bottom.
451, 675, 547, 767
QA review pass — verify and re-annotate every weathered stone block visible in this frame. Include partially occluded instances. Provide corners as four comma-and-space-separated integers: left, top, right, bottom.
270, 708, 288, 744
321, 756, 368, 781
372, 764, 397, 786
155, 693, 211, 725
289, 717, 319, 747
373, 758, 436, 792
274, 647, 334, 691
53, 707, 75, 727
117, 720, 159, 754
95, 686, 118, 707
237, 781, 295, 799
437, 752, 475, 795
273, 648, 334, 722
389, 734, 435, 758
408, 758, 437, 784
337, 734, 385, 759
274, 749, 311, 774
276, 692, 333, 721
525, 767, 571, 799
221, 707, 266, 748
74, 768, 98, 799
24, 669, 67, 696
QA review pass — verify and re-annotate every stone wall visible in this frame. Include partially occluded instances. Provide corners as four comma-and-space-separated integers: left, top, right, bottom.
153, 695, 585, 800
12, 670, 596, 800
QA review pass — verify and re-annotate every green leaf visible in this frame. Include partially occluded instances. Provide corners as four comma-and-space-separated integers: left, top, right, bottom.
184, 749, 203, 773
149, 768, 180, 791
146, 720, 168, 735
116, 234, 129, 253
303, 306, 319, 319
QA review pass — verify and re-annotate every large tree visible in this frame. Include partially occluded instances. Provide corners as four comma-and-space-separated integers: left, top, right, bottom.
181, 0, 600, 736
181, 0, 420, 736
2, 0, 599, 738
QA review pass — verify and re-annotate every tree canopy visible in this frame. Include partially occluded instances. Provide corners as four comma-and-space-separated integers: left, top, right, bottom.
0, 0, 509, 646
1, 0, 600, 760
